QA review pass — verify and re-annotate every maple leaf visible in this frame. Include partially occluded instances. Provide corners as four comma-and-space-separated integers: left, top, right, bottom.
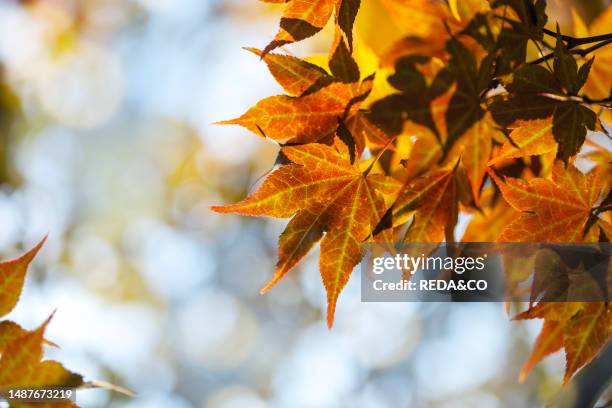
263, 0, 335, 55
0, 315, 83, 390
374, 165, 458, 243
0, 321, 57, 355
218, 77, 372, 144
443, 36, 494, 152
453, 116, 501, 205
245, 47, 332, 97
515, 302, 610, 383
368, 55, 449, 139
462, 188, 519, 242
489, 163, 603, 242
329, 30, 361, 83
490, 54, 597, 162
212, 143, 398, 327
263, 0, 361, 55
488, 118, 556, 165
0, 237, 47, 319
379, 0, 486, 64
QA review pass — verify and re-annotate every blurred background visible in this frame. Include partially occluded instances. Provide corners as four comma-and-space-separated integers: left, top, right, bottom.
0, 0, 609, 407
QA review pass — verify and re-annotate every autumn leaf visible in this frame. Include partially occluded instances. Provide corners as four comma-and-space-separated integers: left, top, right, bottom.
329, 30, 361, 83
518, 319, 564, 382
263, 0, 336, 55
335, 0, 361, 50
563, 303, 610, 383
489, 162, 603, 242
368, 55, 448, 139
462, 189, 519, 242
0, 237, 47, 319
263, 0, 361, 55
0, 315, 83, 390
515, 302, 610, 383
0, 321, 57, 355
489, 118, 556, 164
489, 50, 597, 162
245, 47, 332, 96
219, 77, 372, 143
375, 165, 458, 243
212, 143, 397, 327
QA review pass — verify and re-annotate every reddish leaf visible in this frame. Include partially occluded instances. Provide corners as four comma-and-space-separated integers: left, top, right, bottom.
213, 144, 396, 327
218, 80, 371, 143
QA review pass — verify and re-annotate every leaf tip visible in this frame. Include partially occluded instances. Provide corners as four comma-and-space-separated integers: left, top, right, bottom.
209, 205, 229, 214
326, 302, 337, 330
212, 118, 240, 126
243, 47, 262, 57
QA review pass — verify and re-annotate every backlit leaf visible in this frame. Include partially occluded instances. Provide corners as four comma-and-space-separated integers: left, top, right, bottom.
489, 118, 556, 164
213, 144, 396, 327
246, 47, 331, 96
0, 238, 47, 319
263, 0, 336, 55
0, 315, 83, 389
489, 163, 603, 242
218, 80, 371, 143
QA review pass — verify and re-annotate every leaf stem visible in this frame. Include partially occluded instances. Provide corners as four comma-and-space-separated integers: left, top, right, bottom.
537, 92, 612, 107
363, 133, 399, 177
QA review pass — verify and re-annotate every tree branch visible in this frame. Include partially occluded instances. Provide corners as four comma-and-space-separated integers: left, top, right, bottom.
529, 39, 612, 65
542, 28, 612, 48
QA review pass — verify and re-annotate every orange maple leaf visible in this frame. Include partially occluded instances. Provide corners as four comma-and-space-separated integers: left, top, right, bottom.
376, 166, 458, 243
212, 143, 399, 327
0, 237, 47, 319
218, 78, 372, 144
245, 47, 331, 97
515, 302, 610, 383
488, 118, 556, 165
262, 0, 361, 55
0, 315, 83, 390
488, 163, 604, 242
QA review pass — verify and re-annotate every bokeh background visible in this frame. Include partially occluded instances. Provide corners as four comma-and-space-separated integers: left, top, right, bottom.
0, 0, 609, 407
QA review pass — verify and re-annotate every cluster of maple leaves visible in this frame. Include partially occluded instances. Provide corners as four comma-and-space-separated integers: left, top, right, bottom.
0, 239, 129, 407
213, 0, 612, 385
0, 239, 84, 407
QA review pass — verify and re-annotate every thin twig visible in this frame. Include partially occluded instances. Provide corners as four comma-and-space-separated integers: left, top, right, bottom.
542, 28, 612, 48
529, 39, 612, 65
